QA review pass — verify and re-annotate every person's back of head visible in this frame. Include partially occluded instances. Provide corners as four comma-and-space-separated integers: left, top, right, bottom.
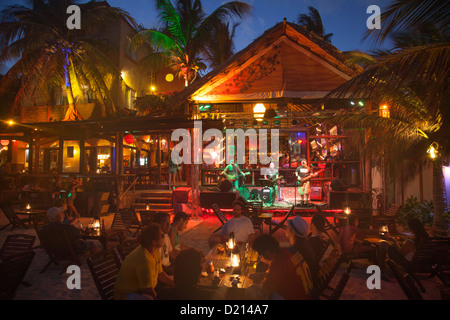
311, 214, 327, 233
140, 224, 162, 249
252, 234, 280, 257
173, 211, 189, 224
174, 248, 203, 288
47, 207, 62, 223
407, 218, 429, 246
346, 213, 358, 227
153, 212, 170, 225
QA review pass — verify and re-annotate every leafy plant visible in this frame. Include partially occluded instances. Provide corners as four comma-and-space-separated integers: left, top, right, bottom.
396, 196, 434, 227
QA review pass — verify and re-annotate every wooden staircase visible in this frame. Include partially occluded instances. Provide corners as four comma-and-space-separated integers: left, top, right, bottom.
131, 190, 173, 214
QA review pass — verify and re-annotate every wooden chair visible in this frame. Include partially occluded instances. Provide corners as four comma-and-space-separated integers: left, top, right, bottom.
0, 251, 36, 300
138, 210, 155, 228
211, 204, 228, 233
312, 245, 350, 300
87, 250, 122, 300
387, 259, 423, 300
0, 234, 36, 259
116, 239, 140, 262
267, 205, 295, 235
409, 237, 450, 284
0, 203, 32, 231
110, 211, 131, 234
373, 203, 401, 235
245, 201, 264, 233
32, 212, 49, 249
39, 229, 83, 274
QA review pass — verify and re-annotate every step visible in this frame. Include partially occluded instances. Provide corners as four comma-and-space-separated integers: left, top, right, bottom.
140, 191, 172, 198
134, 208, 173, 214
132, 203, 173, 210
135, 197, 172, 204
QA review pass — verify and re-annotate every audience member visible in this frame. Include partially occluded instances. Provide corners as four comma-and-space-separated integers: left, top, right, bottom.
157, 248, 223, 300
378, 218, 430, 271
249, 234, 313, 300
67, 174, 82, 219
339, 213, 376, 260
168, 211, 189, 253
114, 224, 174, 300
286, 216, 319, 286
208, 200, 255, 248
307, 214, 332, 262
40, 207, 99, 255
153, 212, 177, 275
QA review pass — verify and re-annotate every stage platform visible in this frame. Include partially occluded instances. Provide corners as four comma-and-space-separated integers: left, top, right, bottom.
249, 199, 343, 216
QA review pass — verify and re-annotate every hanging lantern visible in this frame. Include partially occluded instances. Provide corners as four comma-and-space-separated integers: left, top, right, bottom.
124, 134, 134, 144
1, 140, 9, 146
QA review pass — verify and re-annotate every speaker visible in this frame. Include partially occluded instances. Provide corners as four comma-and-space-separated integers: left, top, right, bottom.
200, 191, 238, 209
218, 179, 233, 192
310, 187, 322, 201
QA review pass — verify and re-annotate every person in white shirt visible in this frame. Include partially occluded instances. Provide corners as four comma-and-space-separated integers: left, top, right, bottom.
209, 201, 255, 248
153, 212, 177, 275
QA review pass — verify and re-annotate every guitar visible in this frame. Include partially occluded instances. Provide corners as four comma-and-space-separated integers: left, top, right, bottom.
296, 169, 325, 187
223, 171, 250, 182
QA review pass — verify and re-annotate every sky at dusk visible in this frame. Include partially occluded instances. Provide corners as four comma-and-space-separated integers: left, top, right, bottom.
1, 0, 395, 72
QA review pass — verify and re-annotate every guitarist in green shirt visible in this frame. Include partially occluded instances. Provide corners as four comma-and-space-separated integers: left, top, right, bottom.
222, 159, 250, 191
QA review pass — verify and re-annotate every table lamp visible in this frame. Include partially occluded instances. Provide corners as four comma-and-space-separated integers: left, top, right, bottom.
379, 221, 389, 238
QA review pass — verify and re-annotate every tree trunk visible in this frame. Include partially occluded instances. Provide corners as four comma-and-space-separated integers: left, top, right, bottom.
63, 85, 83, 121
432, 159, 448, 233
62, 55, 83, 121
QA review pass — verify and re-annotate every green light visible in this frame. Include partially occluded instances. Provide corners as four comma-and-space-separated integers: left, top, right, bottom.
274, 120, 280, 125
262, 120, 268, 125
358, 101, 364, 106
199, 104, 211, 112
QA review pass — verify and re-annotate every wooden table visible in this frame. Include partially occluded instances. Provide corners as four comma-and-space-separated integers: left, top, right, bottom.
13, 208, 47, 219
199, 244, 259, 295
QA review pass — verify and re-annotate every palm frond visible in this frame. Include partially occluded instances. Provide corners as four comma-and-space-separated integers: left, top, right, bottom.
364, 0, 450, 44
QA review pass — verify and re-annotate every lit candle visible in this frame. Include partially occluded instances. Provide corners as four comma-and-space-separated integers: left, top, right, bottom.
344, 207, 351, 215
231, 253, 240, 267
228, 238, 234, 250
26, 204, 31, 210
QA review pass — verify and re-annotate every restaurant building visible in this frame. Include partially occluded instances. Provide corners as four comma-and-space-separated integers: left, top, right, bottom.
1, 18, 446, 218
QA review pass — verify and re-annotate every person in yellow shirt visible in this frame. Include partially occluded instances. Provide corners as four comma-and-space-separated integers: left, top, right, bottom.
114, 224, 174, 300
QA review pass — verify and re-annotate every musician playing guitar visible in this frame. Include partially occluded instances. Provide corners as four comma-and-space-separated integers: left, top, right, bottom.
222, 159, 250, 191
295, 159, 323, 206
264, 162, 282, 203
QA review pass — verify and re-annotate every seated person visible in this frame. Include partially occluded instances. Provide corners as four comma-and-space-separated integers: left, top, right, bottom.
40, 207, 99, 255
114, 224, 174, 300
378, 218, 430, 271
157, 248, 224, 300
168, 211, 190, 254
153, 212, 177, 275
249, 234, 313, 300
208, 200, 255, 248
339, 213, 376, 260
307, 213, 332, 262
286, 216, 319, 286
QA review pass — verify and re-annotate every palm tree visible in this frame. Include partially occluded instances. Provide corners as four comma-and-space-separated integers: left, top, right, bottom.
203, 21, 239, 68
297, 6, 333, 43
0, 0, 137, 120
131, 0, 251, 87
327, 0, 449, 233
